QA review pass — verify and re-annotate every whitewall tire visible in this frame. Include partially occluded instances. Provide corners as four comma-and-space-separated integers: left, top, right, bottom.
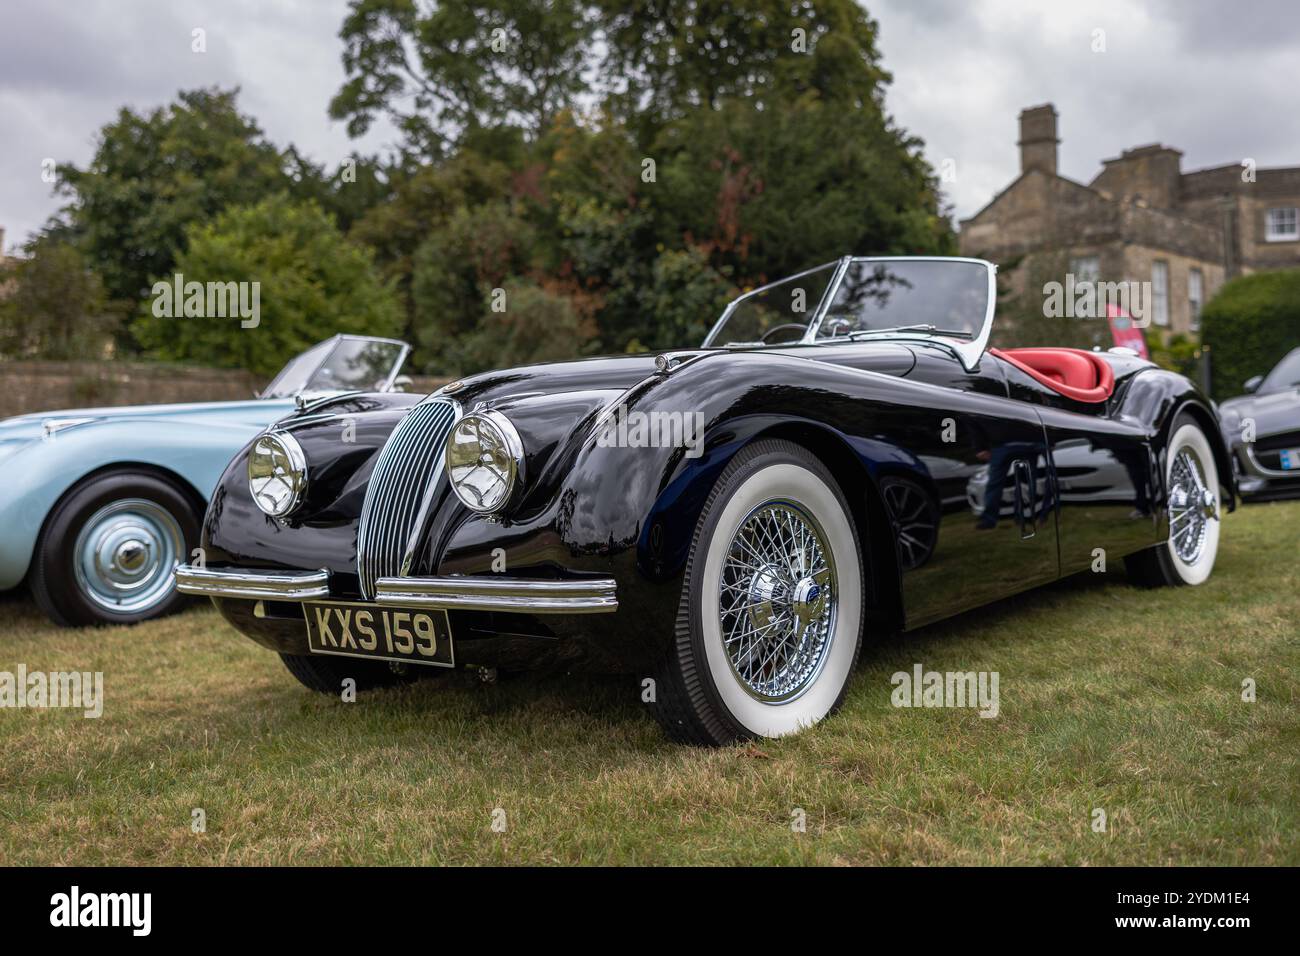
652, 440, 864, 744
1126, 414, 1222, 588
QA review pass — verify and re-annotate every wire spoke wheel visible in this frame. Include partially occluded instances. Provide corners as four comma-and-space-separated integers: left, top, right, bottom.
719, 500, 836, 702
1167, 445, 1216, 565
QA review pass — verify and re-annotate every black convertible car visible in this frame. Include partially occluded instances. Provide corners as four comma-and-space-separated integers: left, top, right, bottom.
176, 256, 1233, 744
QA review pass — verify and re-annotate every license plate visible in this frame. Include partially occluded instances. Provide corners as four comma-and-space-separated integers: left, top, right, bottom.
1280, 448, 1300, 470
303, 601, 454, 668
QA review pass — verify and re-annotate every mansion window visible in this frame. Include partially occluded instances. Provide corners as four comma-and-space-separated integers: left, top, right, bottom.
1189, 268, 1203, 332
1266, 207, 1299, 242
1070, 256, 1100, 286
1151, 260, 1169, 327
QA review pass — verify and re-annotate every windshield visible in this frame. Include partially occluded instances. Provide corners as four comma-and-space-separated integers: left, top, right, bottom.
706, 263, 838, 346
1261, 349, 1300, 392
815, 259, 990, 340
261, 337, 407, 398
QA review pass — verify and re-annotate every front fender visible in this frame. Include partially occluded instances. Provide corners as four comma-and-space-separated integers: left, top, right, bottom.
1115, 367, 1236, 512
0, 417, 271, 589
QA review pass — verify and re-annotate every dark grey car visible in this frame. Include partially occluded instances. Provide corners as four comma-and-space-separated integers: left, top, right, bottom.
1219, 347, 1300, 500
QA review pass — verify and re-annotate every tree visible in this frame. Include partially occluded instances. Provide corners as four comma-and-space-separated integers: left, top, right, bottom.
453, 276, 602, 371
132, 195, 402, 377
0, 239, 117, 359
330, 0, 598, 157
329, 1, 955, 371
598, 0, 891, 135
410, 199, 540, 368
1201, 269, 1300, 400
654, 93, 953, 286
55, 89, 294, 315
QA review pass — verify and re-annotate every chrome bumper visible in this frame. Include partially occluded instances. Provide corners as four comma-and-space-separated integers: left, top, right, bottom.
173, 565, 618, 614
373, 575, 617, 613
174, 566, 331, 600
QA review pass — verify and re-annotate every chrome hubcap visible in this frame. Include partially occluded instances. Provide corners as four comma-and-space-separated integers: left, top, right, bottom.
1169, 447, 1217, 564
74, 499, 184, 614
720, 500, 836, 702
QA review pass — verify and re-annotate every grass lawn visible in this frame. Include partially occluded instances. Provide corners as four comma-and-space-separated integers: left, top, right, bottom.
1, 501, 1297, 866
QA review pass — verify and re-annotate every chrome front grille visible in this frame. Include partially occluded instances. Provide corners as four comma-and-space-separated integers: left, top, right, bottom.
356, 397, 459, 599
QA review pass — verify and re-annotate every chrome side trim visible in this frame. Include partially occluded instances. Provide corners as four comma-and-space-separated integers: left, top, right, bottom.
1244, 441, 1300, 479
373, 575, 618, 614
174, 565, 330, 600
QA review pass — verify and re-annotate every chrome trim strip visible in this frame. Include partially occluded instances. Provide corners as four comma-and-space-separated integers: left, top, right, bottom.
174, 565, 330, 600
1244, 441, 1300, 479
373, 575, 619, 614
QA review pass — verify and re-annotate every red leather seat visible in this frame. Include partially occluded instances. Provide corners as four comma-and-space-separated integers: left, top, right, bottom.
990, 347, 1116, 403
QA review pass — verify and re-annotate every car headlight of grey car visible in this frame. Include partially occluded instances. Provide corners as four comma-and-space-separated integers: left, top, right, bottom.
248, 431, 308, 517
445, 410, 524, 514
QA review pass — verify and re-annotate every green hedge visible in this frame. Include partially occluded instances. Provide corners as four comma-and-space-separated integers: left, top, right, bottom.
1201, 269, 1300, 400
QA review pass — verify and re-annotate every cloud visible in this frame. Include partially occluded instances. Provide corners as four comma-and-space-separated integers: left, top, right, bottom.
0, 0, 1295, 250
0, 0, 395, 250
868, 0, 1300, 223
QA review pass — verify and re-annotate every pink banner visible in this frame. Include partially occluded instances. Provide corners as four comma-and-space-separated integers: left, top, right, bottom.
1106, 304, 1149, 359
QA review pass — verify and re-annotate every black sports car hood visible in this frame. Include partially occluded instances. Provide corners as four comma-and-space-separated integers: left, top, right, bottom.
441, 341, 925, 410
443, 352, 667, 408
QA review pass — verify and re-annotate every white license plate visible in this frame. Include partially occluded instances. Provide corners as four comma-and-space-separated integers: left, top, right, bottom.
303, 601, 454, 668
1280, 448, 1300, 470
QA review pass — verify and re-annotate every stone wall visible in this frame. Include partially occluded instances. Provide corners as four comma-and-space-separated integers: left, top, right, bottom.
0, 360, 450, 419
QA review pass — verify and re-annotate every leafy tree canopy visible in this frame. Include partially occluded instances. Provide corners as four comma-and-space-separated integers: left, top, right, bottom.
132, 194, 402, 377
56, 89, 290, 309
330, 0, 598, 157
0, 238, 117, 360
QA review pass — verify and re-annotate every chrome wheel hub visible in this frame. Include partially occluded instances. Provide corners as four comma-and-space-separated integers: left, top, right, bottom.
74, 499, 184, 614
720, 500, 836, 702
1168, 447, 1217, 564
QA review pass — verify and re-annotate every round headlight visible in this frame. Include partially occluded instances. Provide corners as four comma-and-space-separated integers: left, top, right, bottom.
445, 411, 523, 514
248, 431, 308, 517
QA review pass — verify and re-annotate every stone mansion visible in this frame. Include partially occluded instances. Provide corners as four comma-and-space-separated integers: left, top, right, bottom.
958, 104, 1300, 339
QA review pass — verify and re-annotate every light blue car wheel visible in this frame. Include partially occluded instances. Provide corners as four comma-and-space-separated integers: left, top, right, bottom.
72, 498, 185, 615
29, 470, 200, 627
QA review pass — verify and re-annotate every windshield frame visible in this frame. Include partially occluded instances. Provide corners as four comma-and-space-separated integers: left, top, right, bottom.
702, 255, 998, 371
701, 259, 845, 349
260, 334, 411, 399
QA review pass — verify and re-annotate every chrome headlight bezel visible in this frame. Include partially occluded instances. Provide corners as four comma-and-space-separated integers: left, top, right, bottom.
444, 410, 524, 515
247, 431, 309, 518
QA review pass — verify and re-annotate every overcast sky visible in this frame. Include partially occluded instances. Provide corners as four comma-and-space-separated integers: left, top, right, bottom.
2, 0, 1298, 253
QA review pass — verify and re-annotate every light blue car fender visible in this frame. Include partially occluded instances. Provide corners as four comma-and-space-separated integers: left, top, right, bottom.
0, 398, 295, 590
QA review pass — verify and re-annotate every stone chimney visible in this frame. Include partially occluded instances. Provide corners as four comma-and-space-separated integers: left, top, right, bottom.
1091, 144, 1184, 209
1019, 104, 1060, 176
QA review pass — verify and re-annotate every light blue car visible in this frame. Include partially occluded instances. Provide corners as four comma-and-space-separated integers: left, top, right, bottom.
0, 335, 411, 627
